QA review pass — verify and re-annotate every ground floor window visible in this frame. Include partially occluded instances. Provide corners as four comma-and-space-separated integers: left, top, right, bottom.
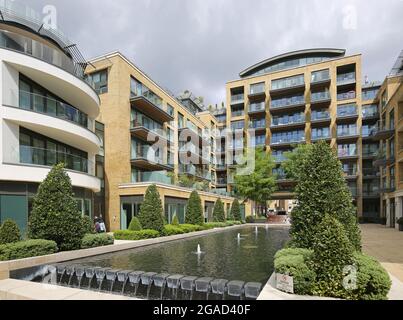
165, 197, 187, 224
120, 196, 143, 229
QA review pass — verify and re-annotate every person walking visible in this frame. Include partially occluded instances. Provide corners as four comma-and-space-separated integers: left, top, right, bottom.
94, 216, 101, 233
99, 216, 106, 233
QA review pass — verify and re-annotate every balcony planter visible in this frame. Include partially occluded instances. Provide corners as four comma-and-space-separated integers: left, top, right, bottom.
397, 218, 403, 231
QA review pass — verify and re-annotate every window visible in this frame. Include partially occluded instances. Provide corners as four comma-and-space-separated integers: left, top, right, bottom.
271, 74, 304, 91
337, 124, 357, 137
362, 88, 379, 101
167, 104, 174, 117
337, 104, 357, 117
86, 69, 108, 94
231, 120, 244, 131
178, 112, 185, 129
130, 77, 162, 108
312, 127, 330, 140
95, 121, 105, 156
362, 104, 378, 118
337, 143, 357, 157
272, 112, 304, 126
250, 82, 265, 94
311, 69, 330, 83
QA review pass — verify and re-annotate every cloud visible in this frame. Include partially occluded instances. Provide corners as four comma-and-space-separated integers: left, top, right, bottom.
31, 0, 403, 105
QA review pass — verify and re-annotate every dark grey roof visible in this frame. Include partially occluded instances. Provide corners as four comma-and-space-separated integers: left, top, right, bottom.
389, 50, 403, 76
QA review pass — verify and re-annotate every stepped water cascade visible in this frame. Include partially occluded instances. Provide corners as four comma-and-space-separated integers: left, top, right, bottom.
37, 264, 263, 300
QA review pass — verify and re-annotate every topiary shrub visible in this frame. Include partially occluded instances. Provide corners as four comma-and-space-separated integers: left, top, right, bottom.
137, 185, 165, 233
311, 214, 355, 298
289, 141, 361, 251
245, 216, 255, 223
28, 163, 85, 251
349, 252, 391, 300
81, 216, 94, 235
128, 217, 142, 231
230, 199, 242, 221
274, 248, 316, 295
171, 215, 180, 226
81, 233, 114, 249
0, 240, 58, 261
0, 220, 21, 244
185, 191, 204, 225
113, 229, 160, 241
162, 225, 185, 236
213, 198, 225, 222
179, 224, 204, 233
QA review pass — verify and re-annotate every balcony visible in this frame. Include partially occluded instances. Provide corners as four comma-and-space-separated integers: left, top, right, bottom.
380, 183, 396, 193
270, 77, 305, 97
311, 111, 331, 126
270, 95, 305, 113
130, 95, 174, 124
362, 107, 379, 121
130, 120, 168, 145
134, 171, 172, 184
343, 168, 358, 180
312, 132, 331, 142
311, 91, 331, 107
231, 109, 245, 118
373, 150, 395, 167
337, 127, 359, 141
271, 135, 305, 148
179, 165, 211, 181
362, 168, 379, 179
215, 164, 227, 171
248, 102, 266, 118
310, 70, 331, 89
249, 120, 267, 134
337, 72, 356, 86
273, 154, 288, 163
216, 178, 228, 186
336, 105, 358, 123
338, 149, 358, 160
271, 116, 305, 131
19, 145, 94, 175
179, 144, 210, 165
362, 189, 380, 198
248, 84, 266, 101
131, 146, 173, 171
370, 121, 395, 141
362, 149, 379, 159
337, 91, 356, 101
230, 94, 245, 106
178, 127, 210, 146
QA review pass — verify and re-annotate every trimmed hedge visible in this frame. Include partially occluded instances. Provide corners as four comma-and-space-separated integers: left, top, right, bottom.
274, 248, 316, 295
163, 225, 185, 236
179, 224, 204, 233
0, 220, 21, 244
114, 229, 160, 241
128, 217, 142, 231
204, 222, 227, 229
0, 240, 58, 261
81, 233, 114, 249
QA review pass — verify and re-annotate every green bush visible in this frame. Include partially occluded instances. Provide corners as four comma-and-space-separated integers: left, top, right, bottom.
230, 199, 242, 221
203, 222, 227, 229
347, 253, 391, 300
213, 198, 225, 222
114, 229, 160, 241
274, 248, 316, 295
0, 220, 21, 244
179, 224, 204, 233
128, 217, 142, 231
81, 233, 114, 249
185, 191, 204, 225
81, 216, 94, 235
0, 240, 58, 261
289, 141, 361, 251
137, 185, 165, 233
28, 164, 85, 251
162, 225, 185, 236
171, 215, 180, 226
311, 215, 355, 298
245, 216, 255, 223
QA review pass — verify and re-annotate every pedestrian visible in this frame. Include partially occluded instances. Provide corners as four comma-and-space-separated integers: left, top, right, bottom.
99, 216, 106, 233
94, 216, 101, 233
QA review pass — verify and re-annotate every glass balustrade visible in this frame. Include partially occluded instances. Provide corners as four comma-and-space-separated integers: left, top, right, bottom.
311, 91, 330, 102
337, 72, 356, 85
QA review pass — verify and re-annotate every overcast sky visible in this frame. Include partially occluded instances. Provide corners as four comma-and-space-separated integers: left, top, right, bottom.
31, 0, 403, 106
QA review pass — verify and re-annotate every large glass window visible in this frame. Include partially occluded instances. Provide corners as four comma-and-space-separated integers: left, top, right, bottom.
337, 124, 357, 137
337, 103, 357, 117
362, 88, 379, 101
19, 127, 89, 173
86, 69, 108, 94
337, 143, 357, 157
272, 112, 304, 126
311, 69, 330, 83
271, 130, 305, 144
271, 94, 305, 108
362, 104, 378, 118
272, 74, 305, 91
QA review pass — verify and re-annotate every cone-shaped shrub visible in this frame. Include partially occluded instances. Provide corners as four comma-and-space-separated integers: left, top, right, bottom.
230, 199, 241, 221
128, 217, 142, 231
0, 220, 21, 244
28, 163, 85, 251
137, 184, 165, 233
171, 215, 180, 226
185, 191, 204, 225
213, 198, 225, 222
311, 214, 355, 298
290, 141, 361, 250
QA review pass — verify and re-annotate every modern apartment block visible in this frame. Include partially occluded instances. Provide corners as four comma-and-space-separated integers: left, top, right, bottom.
224, 48, 383, 219
373, 51, 403, 228
85, 52, 250, 231
0, 1, 102, 232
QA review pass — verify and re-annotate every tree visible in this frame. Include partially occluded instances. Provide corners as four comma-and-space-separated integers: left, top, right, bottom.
28, 163, 85, 251
128, 217, 142, 231
282, 144, 313, 181
234, 147, 277, 216
311, 214, 355, 298
137, 184, 165, 232
230, 199, 242, 221
185, 191, 204, 225
289, 141, 361, 250
0, 220, 21, 244
213, 198, 225, 222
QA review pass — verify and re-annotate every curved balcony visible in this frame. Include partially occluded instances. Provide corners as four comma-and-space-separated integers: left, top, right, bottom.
1, 146, 100, 192
0, 48, 99, 118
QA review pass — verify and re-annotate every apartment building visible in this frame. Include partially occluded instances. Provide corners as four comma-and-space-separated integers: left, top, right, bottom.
373, 51, 403, 228
0, 1, 102, 232
224, 48, 382, 219
85, 52, 250, 231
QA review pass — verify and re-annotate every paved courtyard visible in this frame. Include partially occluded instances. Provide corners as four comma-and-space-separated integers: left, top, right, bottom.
361, 224, 403, 283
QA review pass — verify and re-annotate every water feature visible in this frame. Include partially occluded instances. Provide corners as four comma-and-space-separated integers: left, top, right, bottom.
21, 226, 288, 300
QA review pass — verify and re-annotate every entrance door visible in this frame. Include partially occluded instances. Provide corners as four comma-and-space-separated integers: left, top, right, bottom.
0, 195, 28, 235
390, 199, 396, 228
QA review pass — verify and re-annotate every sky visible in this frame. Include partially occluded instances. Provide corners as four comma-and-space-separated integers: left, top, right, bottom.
30, 0, 403, 106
